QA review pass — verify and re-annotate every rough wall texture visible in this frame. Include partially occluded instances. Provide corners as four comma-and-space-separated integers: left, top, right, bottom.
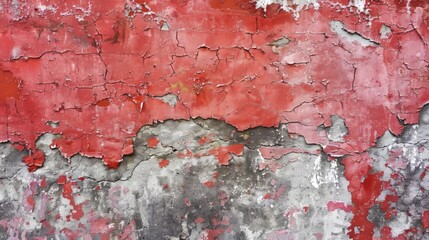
0, 0, 428, 239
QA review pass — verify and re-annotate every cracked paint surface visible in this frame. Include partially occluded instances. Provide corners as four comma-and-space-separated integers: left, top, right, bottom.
0, 0, 428, 239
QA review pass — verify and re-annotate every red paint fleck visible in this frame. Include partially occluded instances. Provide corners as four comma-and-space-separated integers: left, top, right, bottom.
40, 177, 47, 188
61, 180, 85, 220
203, 181, 216, 188
147, 137, 160, 148
263, 185, 286, 201
159, 159, 169, 168
26, 196, 35, 212
209, 144, 244, 165
326, 201, 352, 212
57, 175, 67, 185
178, 149, 193, 159
422, 211, 429, 229
206, 228, 227, 240
198, 136, 211, 145
23, 150, 45, 172
195, 217, 205, 223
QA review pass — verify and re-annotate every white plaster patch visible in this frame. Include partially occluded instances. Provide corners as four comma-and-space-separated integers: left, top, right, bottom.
310, 156, 340, 189
352, 0, 366, 13
11, 46, 20, 59
255, 0, 320, 19
323, 210, 351, 239
36, 4, 57, 14
60, 3, 92, 22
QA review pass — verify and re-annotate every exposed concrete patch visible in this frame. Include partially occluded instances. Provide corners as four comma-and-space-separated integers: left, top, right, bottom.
327, 115, 348, 142
380, 24, 392, 39
0, 119, 352, 239
330, 20, 380, 47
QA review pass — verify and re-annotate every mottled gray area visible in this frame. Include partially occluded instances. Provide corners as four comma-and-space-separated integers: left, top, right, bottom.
0, 112, 428, 239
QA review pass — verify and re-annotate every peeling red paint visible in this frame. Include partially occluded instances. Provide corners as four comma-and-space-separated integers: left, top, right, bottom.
23, 150, 45, 172
0, 0, 425, 177
209, 144, 244, 165
343, 153, 383, 239
0, 0, 428, 238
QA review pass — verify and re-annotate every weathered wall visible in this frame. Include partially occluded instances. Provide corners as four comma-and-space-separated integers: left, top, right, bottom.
0, 0, 428, 239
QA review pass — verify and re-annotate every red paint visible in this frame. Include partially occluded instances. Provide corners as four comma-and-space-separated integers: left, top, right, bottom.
343, 153, 383, 239
23, 150, 45, 172
0, 2, 428, 237
61, 180, 85, 220
147, 137, 160, 148
0, 1, 426, 175
159, 159, 169, 168
209, 144, 244, 165
198, 136, 211, 145
57, 175, 67, 185
380, 226, 392, 239
263, 193, 271, 199
422, 211, 429, 229
26, 196, 35, 212
89, 218, 115, 239
326, 201, 352, 212
263, 185, 286, 201
0, 67, 19, 101
178, 149, 193, 159
40, 177, 47, 188
203, 181, 216, 188
95, 98, 110, 107
303, 206, 309, 213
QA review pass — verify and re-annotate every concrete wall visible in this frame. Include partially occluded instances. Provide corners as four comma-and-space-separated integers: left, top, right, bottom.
0, 0, 428, 239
